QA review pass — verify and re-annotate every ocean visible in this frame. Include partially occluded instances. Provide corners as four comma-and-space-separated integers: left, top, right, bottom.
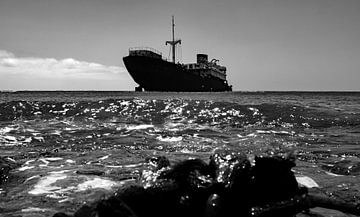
0, 91, 359, 217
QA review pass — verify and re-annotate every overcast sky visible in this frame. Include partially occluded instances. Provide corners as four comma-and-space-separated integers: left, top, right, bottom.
0, 0, 359, 91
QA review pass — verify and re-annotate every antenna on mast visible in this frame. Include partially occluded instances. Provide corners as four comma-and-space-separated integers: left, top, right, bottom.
166, 16, 181, 63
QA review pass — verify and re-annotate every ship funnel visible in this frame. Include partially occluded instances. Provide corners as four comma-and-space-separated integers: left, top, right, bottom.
197, 54, 208, 64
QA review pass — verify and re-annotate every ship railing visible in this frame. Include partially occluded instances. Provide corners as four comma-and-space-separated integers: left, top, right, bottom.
129, 47, 162, 56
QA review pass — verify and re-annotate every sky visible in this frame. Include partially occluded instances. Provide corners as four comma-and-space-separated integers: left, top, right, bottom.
0, 0, 359, 91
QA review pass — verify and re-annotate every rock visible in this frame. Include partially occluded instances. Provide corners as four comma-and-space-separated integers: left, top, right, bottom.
53, 153, 318, 217
159, 158, 215, 190
74, 204, 97, 217
250, 155, 299, 204
145, 156, 170, 170
209, 152, 252, 217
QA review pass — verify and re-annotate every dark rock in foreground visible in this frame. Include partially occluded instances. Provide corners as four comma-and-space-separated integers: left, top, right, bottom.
53, 153, 360, 217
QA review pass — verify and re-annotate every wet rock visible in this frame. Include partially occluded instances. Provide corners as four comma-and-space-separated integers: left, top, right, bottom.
145, 156, 170, 170
159, 158, 215, 189
251, 155, 299, 204
74, 204, 97, 217
209, 152, 252, 217
53, 153, 312, 217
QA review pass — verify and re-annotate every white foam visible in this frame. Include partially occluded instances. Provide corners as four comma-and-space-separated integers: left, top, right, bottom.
119, 101, 130, 106
25, 175, 40, 183
51, 130, 62, 135
28, 173, 67, 195
180, 148, 194, 154
325, 171, 344, 177
39, 158, 50, 164
24, 137, 32, 143
0, 126, 13, 133
296, 176, 319, 188
105, 165, 123, 168
212, 107, 220, 112
124, 163, 143, 168
44, 157, 63, 161
256, 130, 293, 135
256, 130, 269, 134
249, 107, 260, 116
66, 159, 75, 164
166, 122, 183, 128
165, 122, 184, 131
245, 133, 257, 137
98, 155, 109, 160
155, 145, 164, 150
26, 128, 36, 133
127, 124, 154, 130
76, 177, 120, 191
21, 207, 48, 212
49, 170, 71, 174
157, 136, 183, 142
6, 157, 16, 162
18, 166, 35, 171
25, 159, 35, 165
58, 198, 71, 203
4, 135, 16, 141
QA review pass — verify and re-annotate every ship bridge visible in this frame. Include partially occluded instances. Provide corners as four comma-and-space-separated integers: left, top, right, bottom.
184, 54, 227, 81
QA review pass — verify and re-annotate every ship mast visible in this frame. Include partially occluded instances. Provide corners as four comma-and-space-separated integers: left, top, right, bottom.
166, 16, 181, 63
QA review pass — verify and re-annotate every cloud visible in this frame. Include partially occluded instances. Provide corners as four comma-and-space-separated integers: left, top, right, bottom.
0, 50, 15, 58
0, 50, 127, 79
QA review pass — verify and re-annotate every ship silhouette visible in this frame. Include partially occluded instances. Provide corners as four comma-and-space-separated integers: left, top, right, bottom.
123, 16, 232, 92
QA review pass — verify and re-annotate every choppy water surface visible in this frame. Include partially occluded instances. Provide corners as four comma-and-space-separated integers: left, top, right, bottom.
0, 91, 360, 216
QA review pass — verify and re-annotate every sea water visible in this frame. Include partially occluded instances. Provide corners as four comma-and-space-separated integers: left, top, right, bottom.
0, 91, 359, 216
